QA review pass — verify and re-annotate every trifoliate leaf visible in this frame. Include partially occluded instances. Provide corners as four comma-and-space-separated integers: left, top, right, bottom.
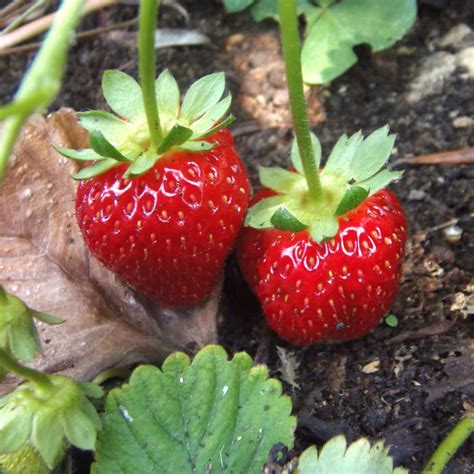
259, 167, 304, 194
93, 345, 295, 474
102, 70, 144, 122
271, 208, 307, 232
336, 185, 369, 215
245, 195, 287, 229
0, 287, 62, 366
291, 133, 321, 176
0, 375, 103, 469
180, 73, 226, 123
53, 145, 103, 162
155, 69, 180, 135
89, 130, 131, 162
358, 169, 403, 195
296, 435, 408, 474
349, 126, 396, 182
301, 0, 417, 84
156, 125, 193, 154
73, 158, 118, 180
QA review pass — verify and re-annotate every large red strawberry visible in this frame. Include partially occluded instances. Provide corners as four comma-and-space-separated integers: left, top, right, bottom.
237, 128, 407, 346
56, 70, 250, 307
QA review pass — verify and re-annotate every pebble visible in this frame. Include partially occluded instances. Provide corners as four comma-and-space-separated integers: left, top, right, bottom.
408, 189, 426, 201
438, 23, 472, 48
452, 116, 473, 128
456, 47, 474, 77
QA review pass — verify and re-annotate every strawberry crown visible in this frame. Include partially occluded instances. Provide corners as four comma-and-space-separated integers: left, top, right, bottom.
54, 70, 233, 179
245, 126, 402, 242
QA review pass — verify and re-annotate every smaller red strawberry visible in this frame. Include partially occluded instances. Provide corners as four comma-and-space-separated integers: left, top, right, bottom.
237, 128, 407, 346
55, 70, 250, 307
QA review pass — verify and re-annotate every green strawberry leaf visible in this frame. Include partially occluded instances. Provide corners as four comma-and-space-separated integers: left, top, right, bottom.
302, 0, 417, 84
296, 435, 408, 474
78, 111, 128, 143
336, 185, 369, 215
93, 345, 295, 474
193, 114, 235, 140
52, 145, 103, 162
123, 151, 158, 178
156, 125, 193, 154
0, 287, 62, 365
223, 0, 254, 13
179, 141, 215, 152
180, 73, 226, 124
192, 95, 232, 136
0, 374, 103, 470
259, 167, 304, 194
271, 208, 307, 232
309, 215, 339, 242
349, 126, 395, 182
102, 70, 144, 122
358, 169, 403, 195
73, 158, 118, 180
89, 130, 131, 162
155, 69, 180, 134
245, 195, 287, 229
323, 131, 363, 176
291, 133, 321, 176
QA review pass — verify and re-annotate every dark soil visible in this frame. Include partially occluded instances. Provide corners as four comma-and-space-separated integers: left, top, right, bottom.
1, 1, 473, 472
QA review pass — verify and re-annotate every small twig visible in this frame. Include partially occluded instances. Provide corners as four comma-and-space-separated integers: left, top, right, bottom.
0, 1, 31, 26
0, 0, 48, 35
0, 0, 27, 19
0, 17, 137, 56
0, 0, 116, 50
393, 148, 474, 167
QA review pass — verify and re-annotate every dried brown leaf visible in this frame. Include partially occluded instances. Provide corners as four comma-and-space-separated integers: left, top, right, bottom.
0, 109, 220, 391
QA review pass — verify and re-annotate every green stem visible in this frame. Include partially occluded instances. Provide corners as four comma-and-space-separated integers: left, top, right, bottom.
278, 0, 322, 201
0, 0, 85, 183
0, 348, 52, 390
422, 415, 474, 474
138, 0, 162, 149
92, 367, 131, 385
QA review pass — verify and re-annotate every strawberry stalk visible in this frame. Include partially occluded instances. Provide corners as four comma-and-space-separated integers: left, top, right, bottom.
422, 414, 474, 474
278, 0, 322, 202
138, 0, 163, 148
0, 348, 52, 391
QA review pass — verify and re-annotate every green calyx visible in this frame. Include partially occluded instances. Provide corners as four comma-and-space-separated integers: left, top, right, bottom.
0, 373, 103, 470
0, 286, 62, 378
54, 69, 234, 179
245, 126, 402, 242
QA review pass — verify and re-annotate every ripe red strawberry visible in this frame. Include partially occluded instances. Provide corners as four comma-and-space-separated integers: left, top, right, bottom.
56, 70, 250, 307
77, 127, 249, 306
237, 128, 407, 345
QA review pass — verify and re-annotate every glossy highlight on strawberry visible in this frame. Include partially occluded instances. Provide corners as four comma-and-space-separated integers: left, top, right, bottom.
77, 128, 250, 306
238, 188, 407, 346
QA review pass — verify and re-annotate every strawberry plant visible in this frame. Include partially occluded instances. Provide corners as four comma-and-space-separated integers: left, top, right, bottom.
236, 0, 408, 345
54, 0, 250, 307
223, 0, 417, 84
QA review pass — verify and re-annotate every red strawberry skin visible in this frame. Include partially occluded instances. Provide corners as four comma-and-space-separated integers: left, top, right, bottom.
237, 188, 407, 346
76, 128, 250, 307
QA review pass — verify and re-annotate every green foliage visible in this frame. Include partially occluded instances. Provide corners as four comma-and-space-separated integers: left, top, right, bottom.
245, 127, 401, 242
296, 435, 408, 474
0, 0, 86, 182
57, 70, 233, 179
0, 286, 61, 379
93, 345, 295, 474
223, 0, 417, 84
0, 374, 103, 470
